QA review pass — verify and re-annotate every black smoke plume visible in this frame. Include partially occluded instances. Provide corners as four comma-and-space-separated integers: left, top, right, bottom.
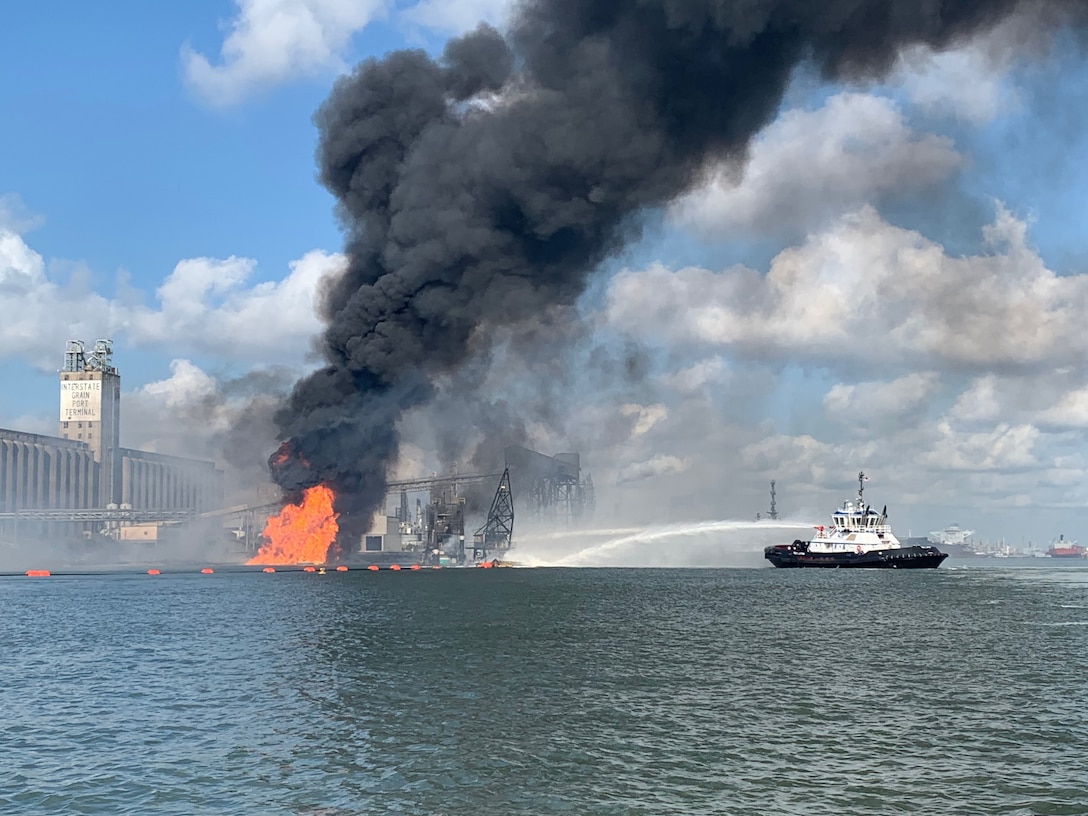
274, 0, 1087, 539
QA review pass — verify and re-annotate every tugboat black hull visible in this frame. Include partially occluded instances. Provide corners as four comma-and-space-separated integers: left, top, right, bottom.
764, 543, 948, 569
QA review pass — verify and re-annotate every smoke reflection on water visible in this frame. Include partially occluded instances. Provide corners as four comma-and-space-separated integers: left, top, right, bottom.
513, 519, 815, 568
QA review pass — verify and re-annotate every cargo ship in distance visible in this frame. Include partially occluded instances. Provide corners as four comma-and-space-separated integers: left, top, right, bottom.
1048, 535, 1087, 558
928, 523, 976, 557
764, 472, 948, 569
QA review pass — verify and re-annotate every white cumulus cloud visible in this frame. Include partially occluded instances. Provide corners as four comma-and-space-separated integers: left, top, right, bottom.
1039, 386, 1088, 429
0, 218, 340, 371
670, 93, 963, 240
126, 249, 342, 359
824, 372, 941, 424
889, 10, 1047, 124
608, 203, 1086, 371
950, 376, 1003, 422
182, 0, 386, 107
130, 358, 224, 421
893, 45, 1016, 124
400, 0, 511, 34
0, 194, 45, 234
921, 421, 1040, 472
0, 227, 119, 369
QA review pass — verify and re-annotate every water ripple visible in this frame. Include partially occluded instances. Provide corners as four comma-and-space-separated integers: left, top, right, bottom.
1, 567, 1085, 814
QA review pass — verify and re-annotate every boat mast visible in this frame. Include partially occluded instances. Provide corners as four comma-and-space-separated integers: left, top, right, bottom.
858, 471, 865, 506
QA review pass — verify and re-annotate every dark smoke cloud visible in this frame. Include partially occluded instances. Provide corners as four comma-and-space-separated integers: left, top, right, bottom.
274, 0, 1088, 540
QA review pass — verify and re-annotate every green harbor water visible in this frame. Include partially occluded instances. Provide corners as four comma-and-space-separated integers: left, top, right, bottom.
3, 563, 1087, 815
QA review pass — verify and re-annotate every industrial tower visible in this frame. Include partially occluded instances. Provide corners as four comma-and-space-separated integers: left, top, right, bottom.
59, 340, 122, 506
756, 479, 779, 521
472, 467, 514, 561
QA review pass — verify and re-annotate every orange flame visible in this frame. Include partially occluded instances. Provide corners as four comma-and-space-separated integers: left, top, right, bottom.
247, 484, 340, 565
269, 440, 310, 473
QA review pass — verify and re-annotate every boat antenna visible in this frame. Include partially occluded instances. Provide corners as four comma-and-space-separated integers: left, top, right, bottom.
858, 471, 865, 505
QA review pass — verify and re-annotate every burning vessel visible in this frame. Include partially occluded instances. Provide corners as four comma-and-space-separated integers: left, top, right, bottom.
764, 472, 948, 569
244, 443, 555, 567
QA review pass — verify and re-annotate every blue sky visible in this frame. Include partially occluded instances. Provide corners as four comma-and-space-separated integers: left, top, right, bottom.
4, 0, 1088, 549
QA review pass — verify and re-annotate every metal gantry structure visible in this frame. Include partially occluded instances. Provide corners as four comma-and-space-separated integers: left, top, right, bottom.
504, 446, 594, 524
472, 468, 514, 561
387, 473, 502, 492
527, 471, 595, 522
63, 339, 117, 375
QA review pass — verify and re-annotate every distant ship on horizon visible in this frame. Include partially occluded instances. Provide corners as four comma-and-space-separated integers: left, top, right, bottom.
928, 523, 975, 547
1048, 535, 1086, 559
927, 523, 978, 557
926, 527, 1088, 558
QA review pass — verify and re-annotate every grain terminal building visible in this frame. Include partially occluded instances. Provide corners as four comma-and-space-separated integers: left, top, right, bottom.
0, 341, 222, 542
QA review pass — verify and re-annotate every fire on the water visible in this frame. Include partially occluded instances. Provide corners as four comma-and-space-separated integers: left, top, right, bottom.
247, 484, 340, 566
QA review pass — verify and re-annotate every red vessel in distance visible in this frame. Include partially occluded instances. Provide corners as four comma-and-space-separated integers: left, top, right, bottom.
1047, 535, 1086, 558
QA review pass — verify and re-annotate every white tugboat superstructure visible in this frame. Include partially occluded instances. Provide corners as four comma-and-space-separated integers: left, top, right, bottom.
764, 472, 947, 569
807, 473, 900, 555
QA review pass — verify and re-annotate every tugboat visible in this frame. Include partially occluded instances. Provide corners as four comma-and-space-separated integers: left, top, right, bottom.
764, 472, 948, 569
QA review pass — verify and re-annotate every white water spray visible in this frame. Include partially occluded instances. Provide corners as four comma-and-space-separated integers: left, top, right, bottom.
512, 519, 815, 568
